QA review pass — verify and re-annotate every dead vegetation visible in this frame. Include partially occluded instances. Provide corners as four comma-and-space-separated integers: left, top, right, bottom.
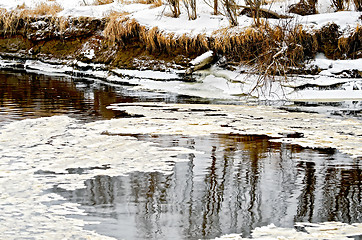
354, 0, 362, 10
0, 2, 63, 35
0, 6, 360, 78
93, 0, 114, 4
102, 12, 361, 67
103, 12, 209, 54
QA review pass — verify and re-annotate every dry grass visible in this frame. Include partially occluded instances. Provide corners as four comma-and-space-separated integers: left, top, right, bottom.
16, 3, 27, 10
103, 12, 318, 64
210, 22, 320, 95
353, 0, 362, 10
0, 2, 63, 35
103, 12, 141, 44
103, 12, 210, 54
32, 2, 63, 15
118, 0, 162, 6
211, 22, 317, 67
93, 0, 114, 5
337, 24, 361, 58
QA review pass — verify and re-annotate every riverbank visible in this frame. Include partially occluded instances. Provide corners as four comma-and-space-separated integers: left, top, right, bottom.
0, 4, 361, 74
1, 6, 362, 100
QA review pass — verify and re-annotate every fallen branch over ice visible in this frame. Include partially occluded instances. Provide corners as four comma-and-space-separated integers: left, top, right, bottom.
186, 51, 215, 74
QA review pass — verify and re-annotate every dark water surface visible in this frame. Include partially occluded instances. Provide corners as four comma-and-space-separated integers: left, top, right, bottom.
0, 71, 361, 239
0, 71, 207, 125
55, 135, 361, 239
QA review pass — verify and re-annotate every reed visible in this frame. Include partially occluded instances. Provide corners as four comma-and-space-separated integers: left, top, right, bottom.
0, 2, 63, 35
103, 13, 139, 44
93, 0, 114, 5
338, 24, 361, 58
353, 0, 362, 10
32, 2, 63, 15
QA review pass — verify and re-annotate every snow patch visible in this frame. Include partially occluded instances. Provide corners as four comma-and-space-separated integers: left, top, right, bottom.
214, 222, 362, 239
82, 48, 95, 59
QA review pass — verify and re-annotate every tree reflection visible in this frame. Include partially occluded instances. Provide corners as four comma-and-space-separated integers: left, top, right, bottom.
0, 71, 135, 121
295, 161, 316, 222
53, 135, 362, 240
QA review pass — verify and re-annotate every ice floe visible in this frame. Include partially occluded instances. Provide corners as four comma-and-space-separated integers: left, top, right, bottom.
0, 115, 196, 238
215, 222, 362, 239
107, 102, 362, 158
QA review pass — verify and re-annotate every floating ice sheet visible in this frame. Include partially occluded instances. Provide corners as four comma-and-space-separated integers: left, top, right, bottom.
215, 222, 362, 239
107, 102, 362, 158
0, 115, 196, 239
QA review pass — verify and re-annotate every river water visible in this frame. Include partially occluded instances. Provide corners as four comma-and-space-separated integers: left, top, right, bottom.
0, 70, 361, 239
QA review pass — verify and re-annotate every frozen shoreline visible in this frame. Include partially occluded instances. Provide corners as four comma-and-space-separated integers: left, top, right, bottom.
1, 58, 361, 158
1, 57, 361, 101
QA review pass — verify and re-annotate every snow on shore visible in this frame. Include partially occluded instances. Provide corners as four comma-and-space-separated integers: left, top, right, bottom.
1, 57, 361, 101
1, 0, 361, 33
1, 0, 361, 102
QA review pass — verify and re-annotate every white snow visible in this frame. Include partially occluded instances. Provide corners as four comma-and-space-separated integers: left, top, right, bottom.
2, 57, 362, 102
189, 50, 214, 66
1, 0, 360, 34
308, 53, 362, 76
113, 68, 180, 80
214, 222, 362, 240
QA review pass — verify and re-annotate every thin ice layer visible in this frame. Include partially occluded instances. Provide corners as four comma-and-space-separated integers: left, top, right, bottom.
215, 222, 362, 239
0, 115, 196, 239
107, 102, 362, 158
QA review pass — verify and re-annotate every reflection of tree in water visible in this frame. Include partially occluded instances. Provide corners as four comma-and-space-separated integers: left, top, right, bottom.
202, 135, 270, 236
86, 175, 115, 206
53, 135, 362, 239
318, 163, 361, 223
0, 72, 135, 120
295, 161, 316, 222
293, 152, 361, 224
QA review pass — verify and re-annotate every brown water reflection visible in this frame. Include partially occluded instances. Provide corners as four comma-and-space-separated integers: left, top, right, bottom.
0, 71, 137, 122
54, 134, 361, 240
0, 71, 204, 125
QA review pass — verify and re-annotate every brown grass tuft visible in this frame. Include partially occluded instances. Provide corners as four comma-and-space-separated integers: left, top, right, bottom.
93, 0, 114, 5
103, 12, 141, 45
32, 2, 63, 16
0, 2, 63, 35
119, 0, 162, 5
337, 24, 362, 58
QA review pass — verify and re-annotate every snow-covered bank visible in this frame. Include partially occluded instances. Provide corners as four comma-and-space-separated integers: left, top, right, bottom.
1, 0, 360, 34
1, 57, 361, 103
1, 0, 361, 86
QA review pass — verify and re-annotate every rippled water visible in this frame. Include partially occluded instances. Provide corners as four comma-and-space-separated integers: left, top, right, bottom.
0, 70, 361, 239
0, 71, 208, 125
53, 134, 361, 239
